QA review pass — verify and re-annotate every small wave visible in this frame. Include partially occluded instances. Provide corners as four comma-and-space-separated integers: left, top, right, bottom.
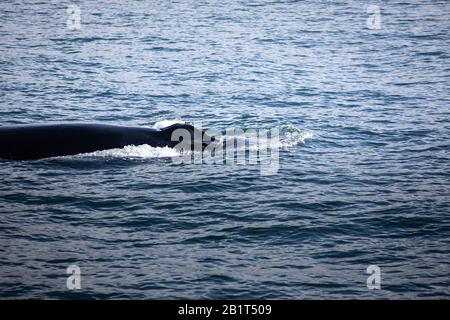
279, 125, 313, 148
216, 125, 313, 151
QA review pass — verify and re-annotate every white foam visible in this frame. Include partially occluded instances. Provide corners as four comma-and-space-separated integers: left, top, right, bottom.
278, 128, 313, 149
216, 125, 313, 152
68, 145, 180, 159
152, 119, 185, 130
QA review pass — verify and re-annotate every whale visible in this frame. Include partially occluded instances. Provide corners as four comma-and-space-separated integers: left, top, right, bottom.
0, 123, 212, 160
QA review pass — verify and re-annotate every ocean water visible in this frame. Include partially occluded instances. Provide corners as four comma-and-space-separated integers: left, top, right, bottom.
0, 0, 449, 299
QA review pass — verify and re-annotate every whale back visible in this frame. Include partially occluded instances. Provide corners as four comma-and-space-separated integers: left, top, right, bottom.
0, 123, 215, 160
0, 124, 129, 160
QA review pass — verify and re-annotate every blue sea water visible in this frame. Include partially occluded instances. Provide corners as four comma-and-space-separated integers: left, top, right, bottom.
0, 0, 449, 299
